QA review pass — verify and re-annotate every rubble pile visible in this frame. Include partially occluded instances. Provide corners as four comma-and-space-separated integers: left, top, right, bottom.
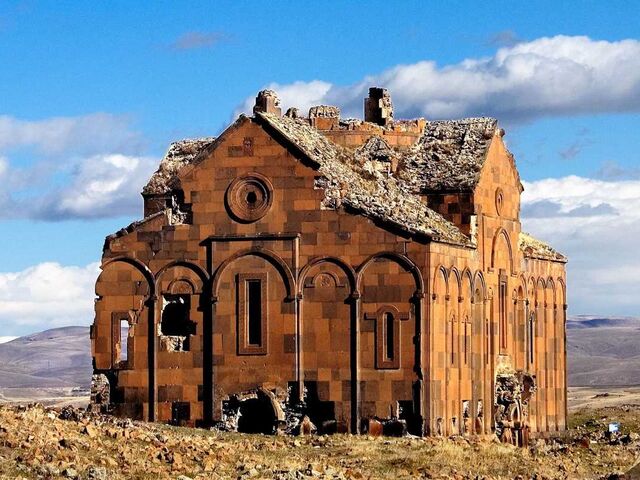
257, 112, 472, 246
398, 118, 498, 193
1, 403, 640, 479
143, 138, 216, 196
519, 232, 568, 262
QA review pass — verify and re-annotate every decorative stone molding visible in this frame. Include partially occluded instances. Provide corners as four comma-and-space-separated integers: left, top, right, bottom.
225, 173, 274, 223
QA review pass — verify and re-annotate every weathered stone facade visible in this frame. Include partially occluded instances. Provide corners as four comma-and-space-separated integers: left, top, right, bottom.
91, 88, 567, 439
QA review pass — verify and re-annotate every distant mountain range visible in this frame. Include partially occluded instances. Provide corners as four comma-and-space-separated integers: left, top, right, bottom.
0, 317, 638, 391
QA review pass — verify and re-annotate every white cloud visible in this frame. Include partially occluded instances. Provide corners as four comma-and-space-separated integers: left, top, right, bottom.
521, 176, 640, 316
0, 336, 17, 344
237, 35, 640, 122
0, 153, 157, 220
0, 113, 144, 156
34, 154, 157, 220
234, 80, 332, 119
0, 262, 100, 335
0, 111, 156, 220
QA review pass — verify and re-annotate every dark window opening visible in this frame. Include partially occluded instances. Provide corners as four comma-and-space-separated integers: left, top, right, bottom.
463, 317, 470, 365
171, 402, 190, 426
160, 294, 195, 352
375, 306, 400, 369
499, 279, 508, 350
247, 280, 262, 345
237, 273, 268, 355
528, 312, 535, 364
450, 315, 456, 365
246, 191, 258, 206
384, 312, 394, 360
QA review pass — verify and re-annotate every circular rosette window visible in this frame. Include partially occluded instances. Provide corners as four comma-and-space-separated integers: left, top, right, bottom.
225, 173, 274, 223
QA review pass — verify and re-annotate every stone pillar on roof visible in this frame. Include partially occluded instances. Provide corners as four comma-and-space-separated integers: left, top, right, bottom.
253, 89, 282, 116
364, 87, 393, 127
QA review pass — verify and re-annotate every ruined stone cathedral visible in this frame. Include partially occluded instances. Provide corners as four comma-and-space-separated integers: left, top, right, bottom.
91, 88, 567, 440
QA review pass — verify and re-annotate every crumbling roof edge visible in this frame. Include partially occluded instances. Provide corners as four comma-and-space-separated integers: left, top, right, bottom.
519, 231, 567, 263
253, 112, 325, 168
144, 115, 252, 197
103, 210, 168, 247
256, 112, 473, 247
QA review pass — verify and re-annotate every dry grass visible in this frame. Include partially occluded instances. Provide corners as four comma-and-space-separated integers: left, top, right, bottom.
0, 403, 639, 479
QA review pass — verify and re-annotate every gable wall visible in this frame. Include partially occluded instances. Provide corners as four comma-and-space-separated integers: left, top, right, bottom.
94, 118, 431, 431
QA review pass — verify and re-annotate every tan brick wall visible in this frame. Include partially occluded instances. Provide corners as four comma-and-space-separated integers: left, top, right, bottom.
92, 117, 566, 435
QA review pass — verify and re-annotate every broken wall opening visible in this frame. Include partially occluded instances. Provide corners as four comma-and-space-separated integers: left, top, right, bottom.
220, 388, 286, 435
494, 371, 536, 447
160, 294, 195, 352
302, 381, 338, 434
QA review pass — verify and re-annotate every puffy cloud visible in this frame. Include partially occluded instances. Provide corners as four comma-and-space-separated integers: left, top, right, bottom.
521, 176, 640, 316
0, 262, 100, 335
0, 153, 157, 220
234, 80, 332, 119
486, 30, 522, 48
33, 154, 157, 220
237, 36, 640, 122
0, 112, 156, 221
0, 113, 144, 156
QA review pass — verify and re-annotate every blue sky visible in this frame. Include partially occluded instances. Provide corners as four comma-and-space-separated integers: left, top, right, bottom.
0, 1, 639, 335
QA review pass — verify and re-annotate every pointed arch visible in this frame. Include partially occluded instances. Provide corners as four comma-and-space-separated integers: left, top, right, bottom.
490, 227, 514, 274
556, 278, 566, 307
433, 265, 449, 297
546, 277, 556, 308
461, 268, 473, 300
448, 267, 462, 299
472, 271, 487, 301
211, 247, 295, 301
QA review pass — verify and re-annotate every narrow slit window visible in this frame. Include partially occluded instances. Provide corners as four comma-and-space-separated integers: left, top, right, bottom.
499, 275, 508, 351
247, 279, 262, 345
528, 312, 535, 365
111, 311, 132, 368
450, 315, 456, 365
120, 320, 129, 362
375, 306, 400, 369
237, 273, 268, 355
385, 312, 394, 360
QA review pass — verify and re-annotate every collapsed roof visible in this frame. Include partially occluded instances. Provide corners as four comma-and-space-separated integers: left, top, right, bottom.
255, 112, 471, 246
398, 118, 498, 193
139, 89, 563, 258
143, 137, 216, 195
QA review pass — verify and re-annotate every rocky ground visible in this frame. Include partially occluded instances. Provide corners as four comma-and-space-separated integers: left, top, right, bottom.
1, 403, 640, 479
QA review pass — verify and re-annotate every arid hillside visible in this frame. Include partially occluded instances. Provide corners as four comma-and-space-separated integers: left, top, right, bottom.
567, 316, 640, 386
0, 327, 90, 406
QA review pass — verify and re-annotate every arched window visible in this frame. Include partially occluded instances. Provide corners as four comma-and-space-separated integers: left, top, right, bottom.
449, 313, 457, 365
499, 271, 508, 351
528, 312, 535, 365
376, 306, 400, 369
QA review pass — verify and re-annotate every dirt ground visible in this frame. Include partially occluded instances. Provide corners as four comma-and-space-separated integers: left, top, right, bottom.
0, 388, 639, 479
568, 386, 640, 411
